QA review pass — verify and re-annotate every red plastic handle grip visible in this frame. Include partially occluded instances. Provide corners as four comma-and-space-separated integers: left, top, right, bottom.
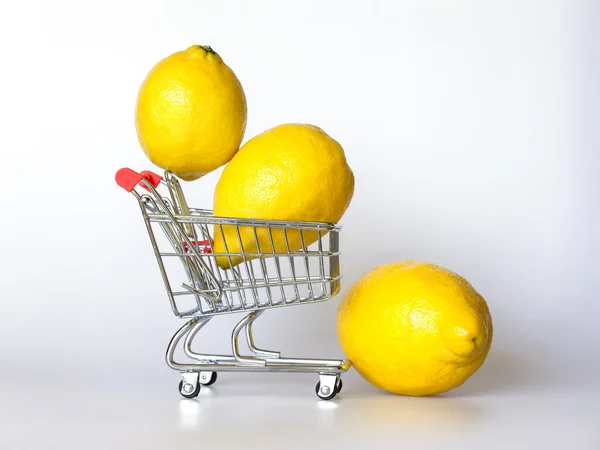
182, 240, 213, 254
138, 170, 163, 191
115, 168, 162, 192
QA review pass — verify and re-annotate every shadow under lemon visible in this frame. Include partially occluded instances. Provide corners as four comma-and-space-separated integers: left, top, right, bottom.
442, 350, 545, 397
315, 393, 486, 434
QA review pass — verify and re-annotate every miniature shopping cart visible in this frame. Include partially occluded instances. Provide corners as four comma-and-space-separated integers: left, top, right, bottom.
115, 168, 350, 400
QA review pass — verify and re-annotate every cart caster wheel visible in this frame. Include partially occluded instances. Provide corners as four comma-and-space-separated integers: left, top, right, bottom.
199, 371, 218, 386
315, 381, 338, 401
179, 380, 200, 399
335, 378, 343, 394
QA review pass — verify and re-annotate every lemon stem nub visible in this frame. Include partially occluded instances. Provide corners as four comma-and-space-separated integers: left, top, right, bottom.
199, 45, 215, 54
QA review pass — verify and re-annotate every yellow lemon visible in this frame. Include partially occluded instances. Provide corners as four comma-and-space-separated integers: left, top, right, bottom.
213, 123, 354, 269
337, 261, 493, 396
135, 45, 247, 181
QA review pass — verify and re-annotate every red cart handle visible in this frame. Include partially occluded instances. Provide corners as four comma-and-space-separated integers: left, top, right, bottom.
182, 240, 213, 254
115, 168, 163, 192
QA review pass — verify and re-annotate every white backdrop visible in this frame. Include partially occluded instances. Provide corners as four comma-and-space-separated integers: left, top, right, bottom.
0, 1, 599, 447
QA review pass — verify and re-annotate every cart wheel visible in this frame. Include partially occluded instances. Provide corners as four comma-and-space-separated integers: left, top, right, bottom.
335, 378, 343, 394
199, 371, 218, 386
179, 380, 200, 399
315, 381, 338, 401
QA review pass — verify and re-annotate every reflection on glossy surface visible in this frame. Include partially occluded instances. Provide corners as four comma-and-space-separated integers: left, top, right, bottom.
316, 399, 340, 428
199, 386, 216, 396
311, 393, 485, 435
3, 369, 597, 450
177, 386, 219, 428
172, 375, 485, 436
317, 400, 340, 411
178, 399, 201, 429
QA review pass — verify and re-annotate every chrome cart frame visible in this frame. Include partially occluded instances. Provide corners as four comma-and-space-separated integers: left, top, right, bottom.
115, 168, 350, 400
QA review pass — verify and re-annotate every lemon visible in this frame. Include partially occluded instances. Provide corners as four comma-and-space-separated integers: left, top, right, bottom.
135, 45, 247, 181
337, 261, 493, 396
212, 123, 354, 269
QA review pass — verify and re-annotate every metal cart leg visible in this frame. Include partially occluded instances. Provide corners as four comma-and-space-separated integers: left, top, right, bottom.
166, 316, 351, 400
183, 317, 230, 386
183, 317, 220, 386
166, 318, 198, 372
183, 316, 236, 364
245, 310, 280, 358
183, 317, 212, 361
232, 313, 267, 365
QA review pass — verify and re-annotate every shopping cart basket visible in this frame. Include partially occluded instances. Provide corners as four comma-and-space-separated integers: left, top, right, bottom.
115, 168, 351, 400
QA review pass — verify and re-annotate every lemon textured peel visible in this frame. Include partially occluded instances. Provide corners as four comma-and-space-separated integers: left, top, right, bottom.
212, 123, 354, 269
136, 45, 247, 180
337, 261, 493, 396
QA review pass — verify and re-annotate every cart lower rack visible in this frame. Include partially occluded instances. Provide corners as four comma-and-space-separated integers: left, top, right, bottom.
116, 168, 351, 400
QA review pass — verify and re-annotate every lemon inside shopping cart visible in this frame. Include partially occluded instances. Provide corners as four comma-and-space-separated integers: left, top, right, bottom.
212, 123, 354, 269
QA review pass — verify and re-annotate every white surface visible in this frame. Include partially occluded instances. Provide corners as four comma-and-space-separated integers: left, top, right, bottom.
1, 0, 599, 448
1, 370, 599, 449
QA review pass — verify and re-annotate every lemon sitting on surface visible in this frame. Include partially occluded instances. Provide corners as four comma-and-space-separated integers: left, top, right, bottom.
337, 261, 493, 396
212, 123, 354, 269
135, 45, 247, 181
